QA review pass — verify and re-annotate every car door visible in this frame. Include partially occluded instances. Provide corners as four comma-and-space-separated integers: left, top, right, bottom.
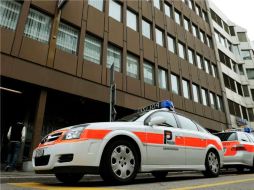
175, 114, 207, 166
145, 111, 185, 166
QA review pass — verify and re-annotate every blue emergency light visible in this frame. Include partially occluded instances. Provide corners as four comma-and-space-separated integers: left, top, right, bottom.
160, 100, 174, 110
137, 100, 175, 113
244, 127, 253, 133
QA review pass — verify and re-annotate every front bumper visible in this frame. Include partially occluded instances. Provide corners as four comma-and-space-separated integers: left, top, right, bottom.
32, 140, 102, 173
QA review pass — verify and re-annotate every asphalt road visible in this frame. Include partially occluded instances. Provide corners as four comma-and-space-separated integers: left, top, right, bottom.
1, 170, 254, 190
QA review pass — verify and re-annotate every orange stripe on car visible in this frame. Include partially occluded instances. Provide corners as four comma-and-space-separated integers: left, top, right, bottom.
222, 141, 239, 156
81, 129, 111, 139
134, 132, 164, 144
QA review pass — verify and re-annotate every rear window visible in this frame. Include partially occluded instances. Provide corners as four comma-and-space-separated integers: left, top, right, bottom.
214, 132, 238, 141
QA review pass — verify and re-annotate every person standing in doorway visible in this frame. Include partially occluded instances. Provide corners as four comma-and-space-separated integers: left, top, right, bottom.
5, 122, 26, 171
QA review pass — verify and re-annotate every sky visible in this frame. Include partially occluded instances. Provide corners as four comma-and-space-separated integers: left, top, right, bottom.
211, 0, 254, 41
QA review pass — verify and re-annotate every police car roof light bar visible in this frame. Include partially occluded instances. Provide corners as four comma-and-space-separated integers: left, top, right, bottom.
137, 100, 175, 113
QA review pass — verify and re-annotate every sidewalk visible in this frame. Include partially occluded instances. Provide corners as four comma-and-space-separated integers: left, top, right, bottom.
0, 170, 55, 183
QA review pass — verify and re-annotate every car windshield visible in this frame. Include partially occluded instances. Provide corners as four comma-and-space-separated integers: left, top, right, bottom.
214, 132, 237, 141
118, 111, 148, 122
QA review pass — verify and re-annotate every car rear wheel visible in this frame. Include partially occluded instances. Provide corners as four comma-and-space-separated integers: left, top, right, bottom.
152, 171, 168, 179
100, 139, 139, 184
55, 173, 84, 184
203, 150, 220, 177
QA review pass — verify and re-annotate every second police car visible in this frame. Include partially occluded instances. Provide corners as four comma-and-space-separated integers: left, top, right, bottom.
32, 100, 223, 184
214, 128, 254, 171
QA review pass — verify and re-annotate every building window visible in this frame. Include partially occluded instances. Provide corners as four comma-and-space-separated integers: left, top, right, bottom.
204, 59, 210, 74
236, 82, 243, 96
242, 85, 250, 97
84, 34, 102, 64
200, 30, 206, 43
228, 99, 235, 115
241, 106, 248, 120
196, 54, 203, 70
187, 48, 195, 65
209, 92, 216, 109
164, 3, 172, 18
153, 0, 161, 10
215, 30, 220, 43
88, 0, 104, 11
0, 0, 21, 30
202, 10, 208, 22
248, 108, 254, 121
238, 64, 245, 75
109, 0, 121, 22
24, 8, 51, 43
158, 68, 168, 90
107, 44, 122, 72
195, 4, 202, 17
251, 89, 254, 101
201, 88, 208, 106
192, 83, 200, 103
57, 22, 78, 54
182, 79, 190, 99
207, 36, 213, 48
144, 61, 155, 85
174, 9, 181, 25
142, 19, 151, 39
237, 32, 247, 42
229, 26, 235, 36
192, 24, 198, 38
127, 54, 139, 79
171, 74, 179, 95
183, 17, 190, 31
241, 50, 252, 60
246, 69, 254, 79
211, 64, 217, 78
178, 42, 186, 59
155, 27, 164, 46
127, 10, 137, 31
217, 95, 223, 111
187, 0, 194, 10
167, 35, 176, 53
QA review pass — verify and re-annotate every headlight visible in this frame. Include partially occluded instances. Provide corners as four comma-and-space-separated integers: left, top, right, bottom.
63, 126, 86, 140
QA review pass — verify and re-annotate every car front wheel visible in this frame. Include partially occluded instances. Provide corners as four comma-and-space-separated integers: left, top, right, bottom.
100, 139, 139, 184
203, 150, 220, 177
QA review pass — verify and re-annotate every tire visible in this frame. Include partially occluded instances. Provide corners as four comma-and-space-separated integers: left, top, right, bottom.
236, 166, 244, 173
55, 173, 84, 184
152, 171, 168, 179
250, 158, 254, 173
203, 150, 220, 177
100, 139, 140, 184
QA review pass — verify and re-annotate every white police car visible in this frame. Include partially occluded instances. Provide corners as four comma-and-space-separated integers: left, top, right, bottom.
33, 100, 223, 184
214, 128, 254, 171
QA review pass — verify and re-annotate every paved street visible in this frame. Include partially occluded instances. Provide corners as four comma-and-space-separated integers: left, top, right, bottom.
1, 170, 254, 190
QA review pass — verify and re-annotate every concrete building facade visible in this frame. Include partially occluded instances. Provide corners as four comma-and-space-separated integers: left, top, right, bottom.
208, 0, 254, 129
1, 0, 229, 166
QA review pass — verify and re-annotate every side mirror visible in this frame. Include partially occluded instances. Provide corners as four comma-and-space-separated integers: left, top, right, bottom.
149, 116, 166, 126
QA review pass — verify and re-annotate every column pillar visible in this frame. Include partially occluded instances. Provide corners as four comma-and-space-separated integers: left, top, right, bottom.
29, 89, 47, 159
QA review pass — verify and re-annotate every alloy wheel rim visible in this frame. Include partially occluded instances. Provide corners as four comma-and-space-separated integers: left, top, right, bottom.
208, 152, 219, 174
111, 145, 135, 179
